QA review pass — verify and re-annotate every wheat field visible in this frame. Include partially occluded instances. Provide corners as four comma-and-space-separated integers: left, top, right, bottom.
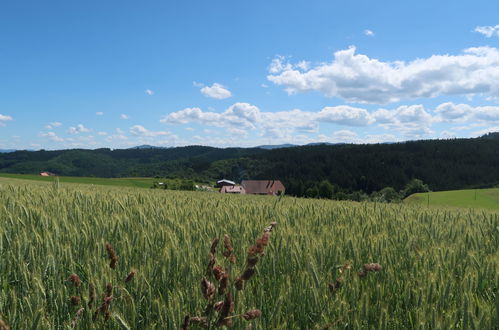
0, 178, 497, 329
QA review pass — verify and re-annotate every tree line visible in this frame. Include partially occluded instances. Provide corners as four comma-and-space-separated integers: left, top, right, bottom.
0, 136, 498, 198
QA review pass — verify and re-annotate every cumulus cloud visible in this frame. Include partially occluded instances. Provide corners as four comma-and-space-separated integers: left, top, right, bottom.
129, 125, 173, 137
45, 122, 62, 129
331, 130, 358, 142
120, 114, 129, 120
200, 83, 232, 99
67, 124, 90, 134
0, 114, 13, 126
364, 29, 375, 36
317, 105, 374, 126
162, 103, 393, 139
161, 100, 499, 142
373, 105, 434, 138
474, 25, 499, 38
267, 46, 499, 104
145, 89, 154, 95
41, 131, 64, 142
96, 112, 104, 116
434, 102, 499, 123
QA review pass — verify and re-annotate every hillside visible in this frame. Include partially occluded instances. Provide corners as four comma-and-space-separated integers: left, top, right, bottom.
1, 136, 499, 196
404, 188, 499, 210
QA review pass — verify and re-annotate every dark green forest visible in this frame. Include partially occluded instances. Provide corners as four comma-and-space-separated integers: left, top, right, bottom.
1, 135, 498, 198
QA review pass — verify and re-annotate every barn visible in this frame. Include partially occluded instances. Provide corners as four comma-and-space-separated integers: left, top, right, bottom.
241, 180, 285, 196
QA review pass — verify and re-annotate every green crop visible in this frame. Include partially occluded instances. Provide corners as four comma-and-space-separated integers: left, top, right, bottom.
0, 178, 497, 329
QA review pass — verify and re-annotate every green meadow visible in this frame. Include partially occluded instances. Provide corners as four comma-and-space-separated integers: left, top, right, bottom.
405, 188, 499, 210
0, 173, 156, 189
0, 177, 497, 329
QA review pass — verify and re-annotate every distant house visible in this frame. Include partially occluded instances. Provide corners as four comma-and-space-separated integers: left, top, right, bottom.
215, 179, 236, 188
40, 171, 56, 177
220, 185, 246, 194
241, 180, 285, 196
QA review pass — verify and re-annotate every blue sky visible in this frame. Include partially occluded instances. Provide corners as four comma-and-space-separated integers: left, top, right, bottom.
2, 0, 499, 149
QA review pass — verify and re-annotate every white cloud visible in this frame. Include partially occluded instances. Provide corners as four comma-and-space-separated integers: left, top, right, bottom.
97, 131, 107, 136
434, 102, 499, 124
161, 101, 499, 142
41, 131, 64, 142
317, 105, 375, 126
373, 105, 434, 138
474, 25, 499, 38
472, 126, 499, 136
0, 114, 13, 126
120, 114, 129, 120
129, 125, 173, 137
192, 81, 204, 88
45, 122, 62, 129
364, 29, 375, 36
96, 112, 104, 116
67, 124, 90, 134
145, 89, 154, 95
331, 129, 358, 142
200, 83, 232, 99
268, 46, 499, 104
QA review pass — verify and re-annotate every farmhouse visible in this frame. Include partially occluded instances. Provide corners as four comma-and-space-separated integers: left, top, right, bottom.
40, 171, 56, 177
220, 185, 246, 194
241, 180, 285, 195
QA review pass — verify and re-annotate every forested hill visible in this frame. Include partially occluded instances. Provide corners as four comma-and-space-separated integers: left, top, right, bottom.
1, 137, 498, 194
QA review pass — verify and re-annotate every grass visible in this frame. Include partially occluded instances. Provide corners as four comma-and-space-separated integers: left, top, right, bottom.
405, 187, 499, 210
0, 177, 498, 329
0, 173, 157, 189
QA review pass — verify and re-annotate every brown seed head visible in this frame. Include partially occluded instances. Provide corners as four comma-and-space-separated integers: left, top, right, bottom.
68, 274, 81, 288
213, 300, 224, 311
363, 263, 382, 272
242, 309, 262, 321
235, 277, 244, 290
217, 293, 234, 327
212, 265, 225, 281
206, 253, 216, 276
88, 282, 95, 307
210, 237, 220, 254
240, 267, 255, 281
328, 277, 343, 294
218, 273, 229, 295
246, 256, 258, 267
125, 271, 136, 283
70, 296, 81, 306
105, 283, 113, 297
105, 243, 118, 269
223, 234, 234, 255
201, 277, 215, 300
70, 307, 85, 328
358, 270, 367, 278
189, 317, 208, 327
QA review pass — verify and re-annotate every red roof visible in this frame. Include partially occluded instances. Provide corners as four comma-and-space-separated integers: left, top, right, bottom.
241, 180, 285, 195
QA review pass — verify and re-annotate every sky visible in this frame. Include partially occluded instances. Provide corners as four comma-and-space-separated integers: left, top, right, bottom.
2, 0, 499, 150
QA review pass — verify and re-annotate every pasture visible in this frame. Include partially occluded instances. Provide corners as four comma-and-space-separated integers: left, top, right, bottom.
0, 173, 156, 189
0, 177, 497, 329
405, 188, 499, 211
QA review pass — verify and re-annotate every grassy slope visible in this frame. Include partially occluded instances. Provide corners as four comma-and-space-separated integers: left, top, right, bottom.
405, 188, 499, 210
0, 178, 497, 328
0, 173, 156, 188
